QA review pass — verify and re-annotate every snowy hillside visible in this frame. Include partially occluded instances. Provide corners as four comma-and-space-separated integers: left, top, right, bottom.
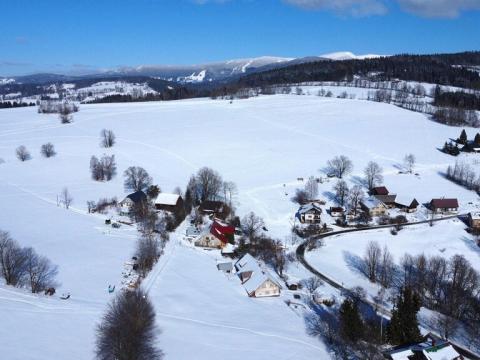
320, 51, 387, 60
1, 94, 479, 359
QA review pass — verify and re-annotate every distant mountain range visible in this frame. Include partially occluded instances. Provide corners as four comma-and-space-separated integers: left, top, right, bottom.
0, 52, 386, 85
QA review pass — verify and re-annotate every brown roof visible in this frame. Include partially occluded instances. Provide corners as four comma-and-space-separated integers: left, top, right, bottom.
371, 186, 389, 196
374, 194, 397, 204
431, 198, 459, 209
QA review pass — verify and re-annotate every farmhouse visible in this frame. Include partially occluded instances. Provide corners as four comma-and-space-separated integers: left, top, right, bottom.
296, 203, 322, 224
155, 193, 184, 213
468, 212, 480, 230
194, 220, 235, 249
395, 195, 419, 213
430, 198, 459, 213
329, 206, 344, 217
119, 190, 147, 209
360, 196, 388, 217
374, 194, 397, 208
235, 253, 281, 297
371, 186, 389, 196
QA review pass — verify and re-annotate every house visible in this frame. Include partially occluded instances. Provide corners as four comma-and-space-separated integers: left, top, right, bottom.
155, 193, 184, 213
120, 190, 147, 210
235, 253, 281, 297
371, 186, 389, 196
296, 203, 322, 224
216, 262, 233, 273
374, 194, 397, 208
360, 196, 388, 217
198, 200, 231, 219
395, 195, 420, 213
468, 211, 480, 229
384, 333, 463, 360
329, 207, 344, 217
194, 220, 235, 249
430, 198, 459, 213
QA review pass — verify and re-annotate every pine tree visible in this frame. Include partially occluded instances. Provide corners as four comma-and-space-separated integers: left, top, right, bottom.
386, 287, 422, 346
459, 129, 467, 144
474, 133, 480, 146
339, 298, 364, 342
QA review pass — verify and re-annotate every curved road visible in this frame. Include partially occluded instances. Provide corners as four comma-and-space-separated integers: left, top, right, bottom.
296, 214, 480, 360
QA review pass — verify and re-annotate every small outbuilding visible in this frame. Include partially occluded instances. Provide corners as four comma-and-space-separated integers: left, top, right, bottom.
329, 207, 344, 217
468, 212, 480, 229
155, 193, 184, 213
395, 196, 419, 213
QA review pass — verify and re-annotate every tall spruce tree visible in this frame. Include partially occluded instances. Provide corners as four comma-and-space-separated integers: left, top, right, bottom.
339, 298, 364, 342
459, 129, 468, 144
386, 287, 422, 346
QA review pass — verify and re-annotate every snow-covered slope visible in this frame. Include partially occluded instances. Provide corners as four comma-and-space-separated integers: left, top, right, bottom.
320, 51, 386, 60
0, 94, 478, 359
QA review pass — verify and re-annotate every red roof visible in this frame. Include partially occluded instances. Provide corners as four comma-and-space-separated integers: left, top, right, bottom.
372, 186, 389, 196
210, 220, 235, 244
431, 198, 459, 209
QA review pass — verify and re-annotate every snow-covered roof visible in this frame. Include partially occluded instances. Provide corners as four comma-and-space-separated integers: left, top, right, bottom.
235, 253, 280, 295
422, 345, 460, 360
390, 349, 414, 360
155, 193, 180, 206
361, 196, 384, 210
221, 243, 236, 254
297, 203, 322, 214
470, 211, 480, 220
395, 194, 416, 207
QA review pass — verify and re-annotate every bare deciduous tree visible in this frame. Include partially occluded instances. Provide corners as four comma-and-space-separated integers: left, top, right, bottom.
222, 181, 237, 209
364, 240, 381, 283
327, 155, 353, 179
90, 155, 117, 182
334, 180, 349, 206
135, 233, 161, 277
58, 103, 74, 124
379, 245, 394, 288
348, 185, 364, 216
16, 145, 31, 161
96, 290, 163, 360
302, 276, 323, 294
0, 231, 27, 286
305, 176, 318, 201
196, 167, 223, 202
23, 247, 58, 293
60, 187, 73, 209
241, 212, 265, 244
123, 166, 152, 192
100, 129, 116, 148
404, 154, 416, 174
40, 143, 56, 158
364, 161, 383, 190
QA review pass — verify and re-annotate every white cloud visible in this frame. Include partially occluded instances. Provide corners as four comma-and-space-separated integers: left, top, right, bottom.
282, 0, 388, 16
397, 0, 480, 18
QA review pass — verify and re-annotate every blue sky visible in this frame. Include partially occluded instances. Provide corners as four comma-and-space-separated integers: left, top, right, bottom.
1, 0, 480, 76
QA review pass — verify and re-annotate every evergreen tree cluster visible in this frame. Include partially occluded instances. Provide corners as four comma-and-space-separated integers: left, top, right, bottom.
386, 287, 422, 345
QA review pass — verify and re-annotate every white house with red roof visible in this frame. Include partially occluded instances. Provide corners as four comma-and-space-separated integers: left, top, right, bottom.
194, 219, 235, 249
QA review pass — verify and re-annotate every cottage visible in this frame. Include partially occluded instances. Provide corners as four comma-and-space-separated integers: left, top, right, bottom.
361, 196, 388, 217
296, 203, 322, 224
194, 220, 235, 249
395, 195, 419, 213
371, 186, 389, 196
155, 193, 184, 213
329, 207, 344, 217
120, 190, 147, 209
235, 253, 281, 297
430, 198, 459, 213
468, 212, 480, 230
374, 194, 397, 208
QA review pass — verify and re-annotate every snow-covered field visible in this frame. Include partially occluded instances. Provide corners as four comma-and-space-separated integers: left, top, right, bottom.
0, 94, 479, 359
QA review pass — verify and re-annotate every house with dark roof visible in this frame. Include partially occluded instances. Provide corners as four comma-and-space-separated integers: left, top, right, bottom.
430, 198, 459, 213
120, 190, 147, 209
395, 196, 419, 213
198, 200, 231, 219
329, 206, 344, 217
154, 193, 184, 213
371, 186, 389, 196
374, 194, 397, 208
296, 203, 322, 224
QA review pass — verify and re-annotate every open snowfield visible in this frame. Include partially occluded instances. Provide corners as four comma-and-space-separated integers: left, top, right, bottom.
0, 94, 479, 359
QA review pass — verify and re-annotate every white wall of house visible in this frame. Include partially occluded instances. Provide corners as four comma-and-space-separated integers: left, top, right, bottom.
253, 279, 281, 297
